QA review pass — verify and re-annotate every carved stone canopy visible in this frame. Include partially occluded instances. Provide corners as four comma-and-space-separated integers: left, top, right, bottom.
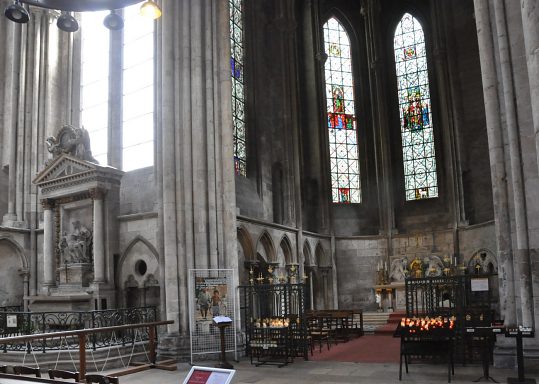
33, 154, 123, 199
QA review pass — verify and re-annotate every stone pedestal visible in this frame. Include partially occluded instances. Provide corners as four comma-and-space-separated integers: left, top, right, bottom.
28, 294, 93, 312
156, 333, 191, 361
58, 263, 93, 287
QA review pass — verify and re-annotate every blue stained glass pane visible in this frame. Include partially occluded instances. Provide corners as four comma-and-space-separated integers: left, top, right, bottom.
230, 0, 246, 176
323, 18, 361, 204
394, 13, 438, 201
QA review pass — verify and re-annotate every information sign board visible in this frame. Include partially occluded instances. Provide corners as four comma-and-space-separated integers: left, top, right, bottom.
6, 315, 17, 328
471, 277, 489, 292
182, 366, 235, 384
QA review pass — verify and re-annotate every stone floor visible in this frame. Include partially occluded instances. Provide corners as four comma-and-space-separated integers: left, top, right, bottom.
118, 358, 539, 384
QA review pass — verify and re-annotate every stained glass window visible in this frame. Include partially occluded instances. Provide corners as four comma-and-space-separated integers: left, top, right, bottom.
323, 18, 360, 204
230, 0, 246, 176
394, 13, 438, 201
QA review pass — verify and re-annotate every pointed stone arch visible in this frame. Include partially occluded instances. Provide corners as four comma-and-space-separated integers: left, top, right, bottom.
278, 235, 293, 265
256, 231, 276, 264
303, 241, 313, 267
468, 248, 498, 274
315, 242, 330, 267
237, 226, 255, 261
237, 226, 255, 284
0, 236, 28, 270
0, 237, 27, 307
118, 235, 160, 308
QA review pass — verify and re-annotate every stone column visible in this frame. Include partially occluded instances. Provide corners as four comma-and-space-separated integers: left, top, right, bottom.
2, 20, 21, 226
492, 0, 534, 327
473, 0, 520, 327
42, 199, 55, 292
520, 0, 539, 173
91, 188, 105, 283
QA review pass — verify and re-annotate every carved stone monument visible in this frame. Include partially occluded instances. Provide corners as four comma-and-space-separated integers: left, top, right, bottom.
31, 125, 123, 311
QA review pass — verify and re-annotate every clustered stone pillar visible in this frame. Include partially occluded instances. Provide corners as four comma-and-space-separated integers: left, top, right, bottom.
157, 0, 237, 348
41, 199, 55, 292
91, 188, 105, 283
520, 0, 539, 172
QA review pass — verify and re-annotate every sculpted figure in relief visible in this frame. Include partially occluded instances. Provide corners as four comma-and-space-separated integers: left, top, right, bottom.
59, 221, 93, 263
389, 257, 409, 282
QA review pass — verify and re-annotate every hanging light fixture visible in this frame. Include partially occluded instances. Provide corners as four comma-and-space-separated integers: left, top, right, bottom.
57, 11, 79, 32
139, 0, 161, 20
4, 0, 29, 23
103, 9, 124, 30
3, 0, 161, 31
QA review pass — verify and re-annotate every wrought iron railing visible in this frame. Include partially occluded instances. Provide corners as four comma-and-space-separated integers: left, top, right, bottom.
0, 306, 158, 352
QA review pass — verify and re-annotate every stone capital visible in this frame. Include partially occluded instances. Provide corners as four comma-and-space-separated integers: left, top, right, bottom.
41, 199, 55, 210
89, 188, 106, 200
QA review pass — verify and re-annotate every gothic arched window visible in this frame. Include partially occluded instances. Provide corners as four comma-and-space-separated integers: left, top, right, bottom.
323, 18, 360, 204
394, 13, 438, 200
230, 0, 246, 176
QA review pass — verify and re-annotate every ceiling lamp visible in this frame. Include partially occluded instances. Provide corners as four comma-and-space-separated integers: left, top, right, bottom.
4, 1, 29, 23
3, 0, 161, 32
139, 0, 161, 19
57, 11, 79, 32
103, 9, 123, 30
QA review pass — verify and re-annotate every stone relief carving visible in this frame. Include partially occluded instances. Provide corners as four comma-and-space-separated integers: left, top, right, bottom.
389, 257, 409, 282
46, 125, 97, 163
58, 220, 93, 264
144, 274, 159, 287
423, 255, 443, 277
389, 254, 446, 281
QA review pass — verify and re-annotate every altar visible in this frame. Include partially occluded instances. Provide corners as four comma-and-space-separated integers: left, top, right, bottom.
373, 282, 405, 312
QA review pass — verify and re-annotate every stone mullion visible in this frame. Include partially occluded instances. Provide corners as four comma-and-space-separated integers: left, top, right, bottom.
472, 0, 516, 326
431, 0, 466, 228
363, 0, 395, 255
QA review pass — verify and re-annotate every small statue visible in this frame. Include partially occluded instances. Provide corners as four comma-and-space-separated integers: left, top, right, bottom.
46, 125, 97, 163
389, 257, 408, 282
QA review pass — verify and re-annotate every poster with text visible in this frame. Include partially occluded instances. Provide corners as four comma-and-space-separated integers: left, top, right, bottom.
194, 276, 229, 326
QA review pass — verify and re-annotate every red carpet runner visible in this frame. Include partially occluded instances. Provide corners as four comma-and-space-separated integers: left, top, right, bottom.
309, 334, 400, 363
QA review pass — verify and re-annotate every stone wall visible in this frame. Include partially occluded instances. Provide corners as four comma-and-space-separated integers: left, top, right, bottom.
335, 237, 385, 310
119, 167, 157, 216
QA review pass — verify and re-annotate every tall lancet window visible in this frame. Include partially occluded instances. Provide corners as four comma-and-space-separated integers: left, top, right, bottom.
122, 4, 155, 171
80, 6, 155, 171
230, 0, 246, 176
394, 13, 438, 201
323, 18, 360, 204
80, 11, 110, 165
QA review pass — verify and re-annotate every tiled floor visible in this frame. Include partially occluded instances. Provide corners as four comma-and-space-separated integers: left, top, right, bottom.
119, 358, 539, 384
